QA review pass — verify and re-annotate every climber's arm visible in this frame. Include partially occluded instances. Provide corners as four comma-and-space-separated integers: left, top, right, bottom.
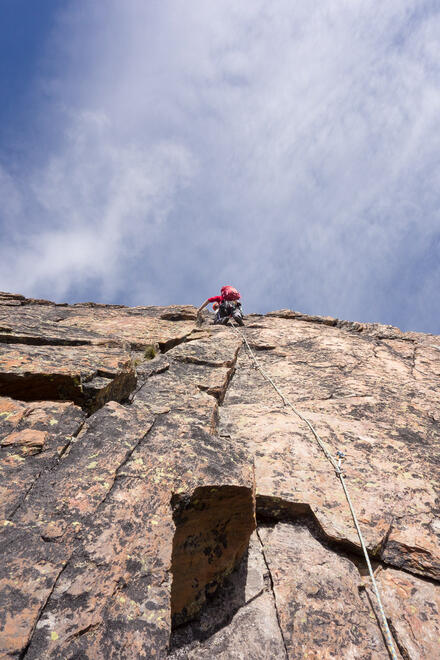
197, 299, 211, 316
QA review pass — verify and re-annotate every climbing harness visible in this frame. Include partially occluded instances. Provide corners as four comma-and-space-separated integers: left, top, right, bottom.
229, 323, 398, 660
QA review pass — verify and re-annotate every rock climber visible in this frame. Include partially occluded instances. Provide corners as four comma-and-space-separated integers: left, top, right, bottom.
197, 286, 244, 326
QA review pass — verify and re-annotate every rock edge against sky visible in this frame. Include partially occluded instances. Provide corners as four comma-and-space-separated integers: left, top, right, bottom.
0, 291, 439, 658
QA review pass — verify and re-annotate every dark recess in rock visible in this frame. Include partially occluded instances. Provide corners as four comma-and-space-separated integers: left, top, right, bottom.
170, 485, 255, 628
1, 293, 439, 659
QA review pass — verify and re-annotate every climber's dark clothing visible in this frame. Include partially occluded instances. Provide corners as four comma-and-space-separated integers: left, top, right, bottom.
214, 300, 244, 326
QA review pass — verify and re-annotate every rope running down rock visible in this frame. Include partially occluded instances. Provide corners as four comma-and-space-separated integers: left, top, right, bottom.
229, 323, 398, 660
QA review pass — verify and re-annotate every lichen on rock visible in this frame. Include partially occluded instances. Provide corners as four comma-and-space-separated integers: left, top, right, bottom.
0, 292, 439, 658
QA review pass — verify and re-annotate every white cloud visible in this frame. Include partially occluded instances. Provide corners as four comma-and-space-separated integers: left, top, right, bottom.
1, 110, 195, 299
1, 0, 439, 330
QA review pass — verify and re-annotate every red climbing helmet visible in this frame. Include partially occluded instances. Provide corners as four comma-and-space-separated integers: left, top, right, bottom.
221, 285, 241, 301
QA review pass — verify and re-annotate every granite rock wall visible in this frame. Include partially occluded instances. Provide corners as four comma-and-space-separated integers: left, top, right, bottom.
0, 292, 439, 659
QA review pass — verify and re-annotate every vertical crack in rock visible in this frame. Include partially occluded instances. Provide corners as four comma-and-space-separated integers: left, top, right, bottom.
253, 499, 440, 658
19, 557, 72, 660
127, 355, 170, 403
93, 414, 160, 510
56, 419, 86, 459
8, 477, 42, 521
168, 530, 288, 658
6, 416, 86, 522
217, 344, 241, 406
194, 345, 241, 406
256, 519, 393, 658
194, 364, 236, 405
387, 620, 411, 660
255, 528, 289, 659
9, 420, 86, 522
82, 371, 138, 415
170, 485, 255, 628
361, 586, 404, 660
2, 297, 440, 658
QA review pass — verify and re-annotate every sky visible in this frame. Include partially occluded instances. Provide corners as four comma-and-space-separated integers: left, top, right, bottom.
1, 1, 440, 333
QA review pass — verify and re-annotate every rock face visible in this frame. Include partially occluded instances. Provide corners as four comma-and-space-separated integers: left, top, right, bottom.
0, 292, 439, 659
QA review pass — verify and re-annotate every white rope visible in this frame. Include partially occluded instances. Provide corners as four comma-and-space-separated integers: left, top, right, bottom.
230, 324, 398, 660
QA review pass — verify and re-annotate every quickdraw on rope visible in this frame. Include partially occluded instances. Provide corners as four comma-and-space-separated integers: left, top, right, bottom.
228, 323, 398, 660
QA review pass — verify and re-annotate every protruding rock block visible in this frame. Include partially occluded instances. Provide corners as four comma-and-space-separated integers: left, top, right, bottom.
0, 343, 136, 412
0, 295, 439, 658
169, 531, 287, 658
170, 485, 255, 625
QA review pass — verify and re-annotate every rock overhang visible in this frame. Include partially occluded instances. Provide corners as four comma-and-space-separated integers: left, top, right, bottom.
0, 292, 439, 658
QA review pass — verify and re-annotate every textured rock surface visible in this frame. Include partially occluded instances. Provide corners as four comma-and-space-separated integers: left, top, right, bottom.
0, 343, 136, 413
221, 315, 440, 579
1, 292, 439, 658
258, 522, 388, 658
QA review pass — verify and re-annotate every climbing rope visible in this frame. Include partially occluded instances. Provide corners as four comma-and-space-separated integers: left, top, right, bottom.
229, 323, 398, 660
